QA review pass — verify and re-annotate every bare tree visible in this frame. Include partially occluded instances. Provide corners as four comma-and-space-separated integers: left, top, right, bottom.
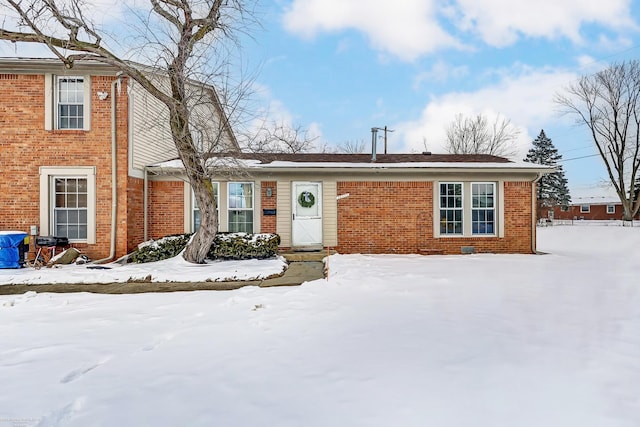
244, 120, 318, 153
0, 0, 254, 262
445, 113, 520, 158
336, 139, 368, 153
556, 60, 640, 222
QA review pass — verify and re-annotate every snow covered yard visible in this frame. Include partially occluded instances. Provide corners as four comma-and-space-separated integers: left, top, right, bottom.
1, 225, 639, 427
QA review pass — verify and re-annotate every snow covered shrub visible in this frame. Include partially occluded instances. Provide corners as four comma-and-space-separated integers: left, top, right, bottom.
130, 233, 280, 263
130, 234, 191, 263
208, 233, 280, 260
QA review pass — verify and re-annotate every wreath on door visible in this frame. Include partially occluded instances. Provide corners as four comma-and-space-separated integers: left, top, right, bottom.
298, 191, 315, 208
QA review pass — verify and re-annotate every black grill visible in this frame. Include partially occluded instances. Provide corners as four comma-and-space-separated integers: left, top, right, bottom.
35, 236, 69, 247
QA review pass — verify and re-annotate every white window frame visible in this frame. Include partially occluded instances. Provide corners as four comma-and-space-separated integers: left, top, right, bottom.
606, 204, 615, 214
580, 204, 590, 213
439, 182, 464, 235
39, 166, 96, 244
435, 181, 502, 238
471, 182, 496, 236
44, 74, 91, 131
191, 182, 219, 233
227, 182, 254, 233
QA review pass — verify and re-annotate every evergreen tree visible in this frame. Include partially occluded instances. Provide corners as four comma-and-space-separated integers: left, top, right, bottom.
524, 130, 571, 210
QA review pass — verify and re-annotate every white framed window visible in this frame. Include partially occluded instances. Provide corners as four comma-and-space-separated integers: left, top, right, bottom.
436, 181, 501, 238
472, 183, 495, 235
228, 182, 254, 233
53, 177, 88, 239
45, 74, 91, 131
192, 182, 219, 232
607, 204, 615, 214
439, 182, 463, 235
580, 204, 590, 213
39, 166, 96, 243
57, 77, 84, 129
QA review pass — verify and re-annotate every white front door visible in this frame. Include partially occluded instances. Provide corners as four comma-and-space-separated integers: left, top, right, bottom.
292, 182, 322, 248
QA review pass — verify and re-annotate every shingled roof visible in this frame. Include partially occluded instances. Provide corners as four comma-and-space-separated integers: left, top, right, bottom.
205, 152, 512, 164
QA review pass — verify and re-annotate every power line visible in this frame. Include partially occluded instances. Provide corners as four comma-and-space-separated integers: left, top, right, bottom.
558, 152, 602, 162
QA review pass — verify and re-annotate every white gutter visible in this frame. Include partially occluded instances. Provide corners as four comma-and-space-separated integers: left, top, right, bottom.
531, 172, 543, 254
143, 166, 148, 241
93, 75, 121, 263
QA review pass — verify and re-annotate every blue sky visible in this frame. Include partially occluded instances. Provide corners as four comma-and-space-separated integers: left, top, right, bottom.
239, 0, 640, 196
2, 0, 640, 197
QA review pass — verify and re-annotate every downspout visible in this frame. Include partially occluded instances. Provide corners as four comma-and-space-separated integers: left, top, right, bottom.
531, 172, 543, 254
143, 166, 148, 241
94, 75, 122, 263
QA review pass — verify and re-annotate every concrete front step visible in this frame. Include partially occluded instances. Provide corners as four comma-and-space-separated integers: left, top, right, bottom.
280, 250, 336, 262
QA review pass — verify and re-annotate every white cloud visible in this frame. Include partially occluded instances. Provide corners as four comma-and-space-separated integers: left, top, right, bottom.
282, 0, 636, 60
282, 0, 462, 61
451, 0, 636, 47
395, 66, 579, 159
413, 60, 469, 89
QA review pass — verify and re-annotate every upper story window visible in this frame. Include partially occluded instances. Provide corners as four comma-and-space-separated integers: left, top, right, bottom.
57, 77, 84, 129
45, 74, 90, 131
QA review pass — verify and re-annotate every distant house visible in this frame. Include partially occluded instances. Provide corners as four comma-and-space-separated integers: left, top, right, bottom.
548, 196, 640, 221
0, 57, 553, 258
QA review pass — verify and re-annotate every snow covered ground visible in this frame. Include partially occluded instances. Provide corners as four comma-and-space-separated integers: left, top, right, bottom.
1, 225, 639, 427
0, 255, 288, 285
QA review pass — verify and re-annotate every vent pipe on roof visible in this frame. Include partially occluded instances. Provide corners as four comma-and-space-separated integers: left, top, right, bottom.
371, 127, 379, 162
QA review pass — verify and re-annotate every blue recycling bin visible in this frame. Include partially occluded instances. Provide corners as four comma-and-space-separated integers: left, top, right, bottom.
0, 231, 28, 269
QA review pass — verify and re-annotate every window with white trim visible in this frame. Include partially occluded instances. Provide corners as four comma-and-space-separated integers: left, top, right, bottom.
228, 182, 254, 233
39, 167, 96, 244
471, 183, 495, 235
56, 77, 84, 129
607, 204, 615, 214
580, 204, 590, 213
53, 177, 88, 239
439, 183, 463, 235
192, 182, 219, 232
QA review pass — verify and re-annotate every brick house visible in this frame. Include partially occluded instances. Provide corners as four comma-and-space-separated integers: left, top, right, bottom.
1, 57, 551, 259
548, 197, 640, 221
0, 58, 237, 261
148, 153, 552, 255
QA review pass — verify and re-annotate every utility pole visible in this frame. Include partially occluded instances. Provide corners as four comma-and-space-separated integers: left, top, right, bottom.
382, 125, 394, 154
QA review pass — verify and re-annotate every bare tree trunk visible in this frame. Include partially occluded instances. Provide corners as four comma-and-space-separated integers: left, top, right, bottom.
185, 175, 218, 262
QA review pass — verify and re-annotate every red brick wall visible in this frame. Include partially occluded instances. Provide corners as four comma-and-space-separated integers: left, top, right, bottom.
147, 181, 185, 239
0, 73, 132, 260
260, 181, 277, 234
335, 181, 533, 255
126, 176, 145, 252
